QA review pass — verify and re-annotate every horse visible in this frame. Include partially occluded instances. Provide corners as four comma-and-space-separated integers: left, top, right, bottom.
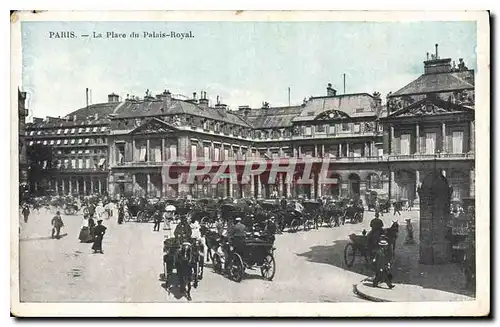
200, 226, 221, 263
176, 241, 195, 301
383, 220, 399, 256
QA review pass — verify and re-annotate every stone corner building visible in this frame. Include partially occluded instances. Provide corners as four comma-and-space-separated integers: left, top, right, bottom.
24, 46, 475, 203
18, 89, 29, 185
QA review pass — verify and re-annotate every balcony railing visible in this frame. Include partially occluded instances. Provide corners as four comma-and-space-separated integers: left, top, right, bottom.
109, 152, 475, 168
291, 131, 378, 140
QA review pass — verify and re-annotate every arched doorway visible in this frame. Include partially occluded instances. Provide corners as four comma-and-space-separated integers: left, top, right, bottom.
323, 173, 341, 198
348, 173, 361, 198
366, 173, 381, 190
448, 171, 469, 200
395, 170, 416, 202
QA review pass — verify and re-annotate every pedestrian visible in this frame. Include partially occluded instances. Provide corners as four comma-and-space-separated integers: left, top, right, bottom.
117, 202, 124, 225
51, 211, 64, 239
393, 201, 402, 216
78, 215, 93, 243
91, 219, 107, 254
153, 210, 162, 232
372, 237, 395, 289
21, 204, 30, 223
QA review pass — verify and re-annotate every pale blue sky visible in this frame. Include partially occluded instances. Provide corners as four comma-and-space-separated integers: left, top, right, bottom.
21, 21, 476, 119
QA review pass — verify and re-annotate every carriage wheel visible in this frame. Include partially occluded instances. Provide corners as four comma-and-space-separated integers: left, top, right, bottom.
229, 253, 244, 283
137, 211, 146, 223
212, 254, 222, 274
290, 219, 300, 233
344, 243, 356, 268
260, 254, 276, 281
124, 211, 131, 222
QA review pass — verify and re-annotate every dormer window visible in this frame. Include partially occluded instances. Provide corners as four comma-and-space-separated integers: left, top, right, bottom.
85, 127, 91, 133
342, 123, 350, 132
70, 128, 76, 134
63, 129, 69, 134
57, 129, 62, 135
304, 126, 312, 136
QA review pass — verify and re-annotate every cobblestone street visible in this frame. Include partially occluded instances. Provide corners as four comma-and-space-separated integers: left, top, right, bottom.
19, 208, 471, 303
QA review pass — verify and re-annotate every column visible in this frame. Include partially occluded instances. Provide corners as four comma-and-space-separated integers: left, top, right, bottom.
364, 142, 369, 157
339, 143, 343, 157
228, 179, 233, 198
55, 179, 59, 195
317, 171, 322, 198
414, 170, 420, 206
390, 126, 395, 154
98, 179, 102, 194
415, 123, 420, 154
442, 169, 446, 178
321, 144, 325, 158
314, 144, 318, 158
83, 178, 87, 195
61, 179, 66, 195
442, 122, 447, 153
146, 139, 150, 162
278, 174, 284, 197
470, 169, 475, 197
390, 171, 395, 201
346, 143, 350, 157
250, 173, 255, 197
256, 176, 262, 198
68, 178, 72, 195
211, 141, 214, 160
469, 121, 475, 153
146, 173, 151, 197
132, 139, 136, 162
298, 146, 302, 158
90, 178, 94, 195
161, 138, 165, 161
132, 174, 136, 196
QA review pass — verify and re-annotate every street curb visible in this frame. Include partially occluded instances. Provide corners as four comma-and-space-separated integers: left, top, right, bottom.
352, 284, 391, 302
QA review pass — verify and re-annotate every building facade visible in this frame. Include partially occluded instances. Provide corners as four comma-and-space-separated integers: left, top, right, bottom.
24, 46, 475, 204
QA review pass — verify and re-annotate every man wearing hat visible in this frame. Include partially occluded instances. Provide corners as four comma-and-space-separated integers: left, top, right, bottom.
91, 219, 107, 254
372, 235, 395, 289
51, 211, 64, 239
224, 217, 246, 272
174, 214, 192, 244
367, 211, 384, 251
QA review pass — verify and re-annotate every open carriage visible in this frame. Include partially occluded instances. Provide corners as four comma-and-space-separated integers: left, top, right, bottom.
212, 235, 276, 283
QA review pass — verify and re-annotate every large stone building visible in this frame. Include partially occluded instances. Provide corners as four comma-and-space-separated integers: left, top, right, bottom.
24, 46, 475, 204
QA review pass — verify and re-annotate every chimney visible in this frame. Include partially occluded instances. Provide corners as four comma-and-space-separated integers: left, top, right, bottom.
423, 44, 451, 74
193, 92, 197, 100
108, 93, 119, 103
326, 83, 337, 96
216, 95, 220, 105
261, 102, 269, 109
372, 91, 382, 107
215, 103, 228, 111
86, 88, 89, 107
199, 91, 209, 109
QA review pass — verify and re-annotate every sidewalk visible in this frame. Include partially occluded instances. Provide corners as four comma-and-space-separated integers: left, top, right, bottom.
353, 213, 476, 302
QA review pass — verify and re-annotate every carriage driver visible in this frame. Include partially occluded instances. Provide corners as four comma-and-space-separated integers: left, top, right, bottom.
174, 214, 192, 244
223, 217, 246, 272
367, 212, 384, 251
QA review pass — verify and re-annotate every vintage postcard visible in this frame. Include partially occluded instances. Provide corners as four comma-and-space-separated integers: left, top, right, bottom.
10, 10, 490, 317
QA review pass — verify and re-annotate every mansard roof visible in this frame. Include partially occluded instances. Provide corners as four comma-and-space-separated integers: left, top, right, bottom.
128, 117, 179, 135
244, 106, 303, 128
390, 70, 474, 97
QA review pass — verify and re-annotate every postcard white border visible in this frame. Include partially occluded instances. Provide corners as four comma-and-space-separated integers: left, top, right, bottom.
10, 10, 490, 317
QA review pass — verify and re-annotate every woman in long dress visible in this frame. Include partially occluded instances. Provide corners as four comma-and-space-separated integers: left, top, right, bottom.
78, 215, 93, 243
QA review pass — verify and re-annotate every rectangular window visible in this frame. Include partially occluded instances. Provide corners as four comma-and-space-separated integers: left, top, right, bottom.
77, 150, 83, 154
92, 127, 98, 132
50, 140, 55, 145
78, 139, 83, 144
78, 159, 83, 169
78, 128, 84, 133
154, 147, 162, 162
378, 148, 384, 157
400, 134, 411, 155
304, 126, 312, 136
342, 123, 350, 131
116, 144, 125, 163
57, 129, 62, 135
84, 149, 90, 154
353, 146, 362, 157
170, 145, 177, 160
70, 150, 76, 154
29, 131, 34, 136
70, 128, 76, 134
354, 124, 361, 133
139, 147, 147, 161
63, 139, 69, 145
204, 146, 210, 159
224, 149, 229, 160
56, 140, 61, 145
328, 125, 336, 134
85, 158, 90, 168
71, 159, 76, 168
425, 133, 436, 155
214, 148, 220, 161
191, 145, 197, 161
85, 127, 91, 133
43, 140, 47, 145
84, 138, 90, 144
64, 129, 69, 134
101, 126, 107, 132
452, 131, 464, 154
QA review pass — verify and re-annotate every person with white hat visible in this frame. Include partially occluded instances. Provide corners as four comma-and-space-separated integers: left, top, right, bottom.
372, 235, 395, 289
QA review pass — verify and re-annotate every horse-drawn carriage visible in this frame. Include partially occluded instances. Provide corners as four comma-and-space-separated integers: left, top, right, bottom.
302, 200, 326, 229
161, 236, 204, 301
365, 189, 390, 213
212, 234, 276, 283
343, 221, 399, 268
